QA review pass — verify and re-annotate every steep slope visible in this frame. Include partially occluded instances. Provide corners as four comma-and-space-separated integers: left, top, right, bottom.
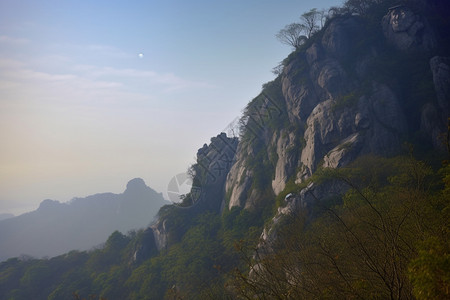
136, 0, 449, 286
147, 133, 238, 253
226, 4, 448, 213
0, 178, 168, 261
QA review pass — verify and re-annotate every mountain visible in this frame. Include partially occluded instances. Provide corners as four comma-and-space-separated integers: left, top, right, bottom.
0, 213, 14, 221
0, 178, 169, 261
0, 0, 448, 299
149, 0, 449, 252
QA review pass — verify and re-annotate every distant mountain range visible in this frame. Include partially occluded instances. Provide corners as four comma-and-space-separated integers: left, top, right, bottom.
0, 178, 169, 261
0, 213, 14, 221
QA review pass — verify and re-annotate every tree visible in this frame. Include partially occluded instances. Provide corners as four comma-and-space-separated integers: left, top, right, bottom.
407, 161, 450, 299
343, 0, 373, 15
105, 231, 129, 252
317, 8, 328, 28
232, 155, 447, 299
276, 8, 328, 50
408, 236, 450, 300
271, 63, 284, 76
300, 8, 321, 38
276, 23, 307, 50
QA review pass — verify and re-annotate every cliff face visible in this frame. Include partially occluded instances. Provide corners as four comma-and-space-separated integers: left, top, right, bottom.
225, 7, 448, 212
382, 4, 436, 51
146, 133, 238, 253
144, 1, 449, 257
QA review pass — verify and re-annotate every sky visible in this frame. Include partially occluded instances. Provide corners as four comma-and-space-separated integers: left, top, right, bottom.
0, 0, 341, 216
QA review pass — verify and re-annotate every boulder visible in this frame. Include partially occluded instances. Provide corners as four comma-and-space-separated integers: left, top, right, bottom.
382, 5, 436, 51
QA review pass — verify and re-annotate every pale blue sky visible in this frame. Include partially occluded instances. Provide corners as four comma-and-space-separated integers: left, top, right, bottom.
0, 0, 341, 215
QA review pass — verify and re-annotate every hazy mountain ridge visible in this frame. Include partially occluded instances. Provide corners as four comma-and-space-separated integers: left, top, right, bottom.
0, 178, 169, 262
0, 213, 14, 221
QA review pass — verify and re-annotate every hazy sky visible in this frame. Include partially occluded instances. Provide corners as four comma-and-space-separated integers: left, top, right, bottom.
0, 0, 341, 216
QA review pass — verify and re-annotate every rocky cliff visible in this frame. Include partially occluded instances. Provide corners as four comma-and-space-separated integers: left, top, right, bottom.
253, 3, 449, 255
144, 133, 238, 254
226, 4, 448, 214
141, 0, 449, 260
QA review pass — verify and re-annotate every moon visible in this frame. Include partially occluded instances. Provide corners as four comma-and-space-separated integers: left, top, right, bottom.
138, 53, 144, 58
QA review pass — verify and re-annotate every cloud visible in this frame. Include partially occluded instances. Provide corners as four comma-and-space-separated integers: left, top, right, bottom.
1, 35, 215, 96
0, 59, 127, 111
44, 42, 216, 91
0, 37, 218, 123
84, 44, 133, 59
72, 64, 214, 92
47, 43, 135, 61
0, 56, 213, 112
0, 58, 25, 69
0, 35, 29, 44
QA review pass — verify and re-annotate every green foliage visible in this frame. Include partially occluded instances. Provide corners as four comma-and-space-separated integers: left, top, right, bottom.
0, 202, 271, 299
0, 161, 448, 299
409, 236, 450, 300
105, 231, 129, 252
221, 206, 263, 252
155, 205, 194, 245
331, 91, 360, 112
233, 155, 450, 299
241, 76, 286, 143
19, 262, 52, 297
246, 147, 274, 191
274, 176, 300, 209
408, 161, 450, 299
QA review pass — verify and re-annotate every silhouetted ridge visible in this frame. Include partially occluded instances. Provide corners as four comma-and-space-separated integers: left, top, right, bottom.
38, 199, 64, 211
125, 178, 147, 194
0, 179, 169, 261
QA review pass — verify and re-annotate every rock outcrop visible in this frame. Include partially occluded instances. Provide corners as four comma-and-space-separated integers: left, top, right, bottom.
430, 56, 450, 119
226, 14, 415, 209
149, 133, 238, 250
149, 1, 449, 256
225, 86, 284, 210
420, 55, 450, 150
271, 129, 298, 195
382, 4, 436, 52
132, 228, 158, 264
257, 179, 348, 258
245, 2, 449, 261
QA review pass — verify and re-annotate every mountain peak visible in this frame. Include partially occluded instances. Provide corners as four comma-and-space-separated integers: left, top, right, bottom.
38, 199, 62, 210
125, 178, 147, 193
